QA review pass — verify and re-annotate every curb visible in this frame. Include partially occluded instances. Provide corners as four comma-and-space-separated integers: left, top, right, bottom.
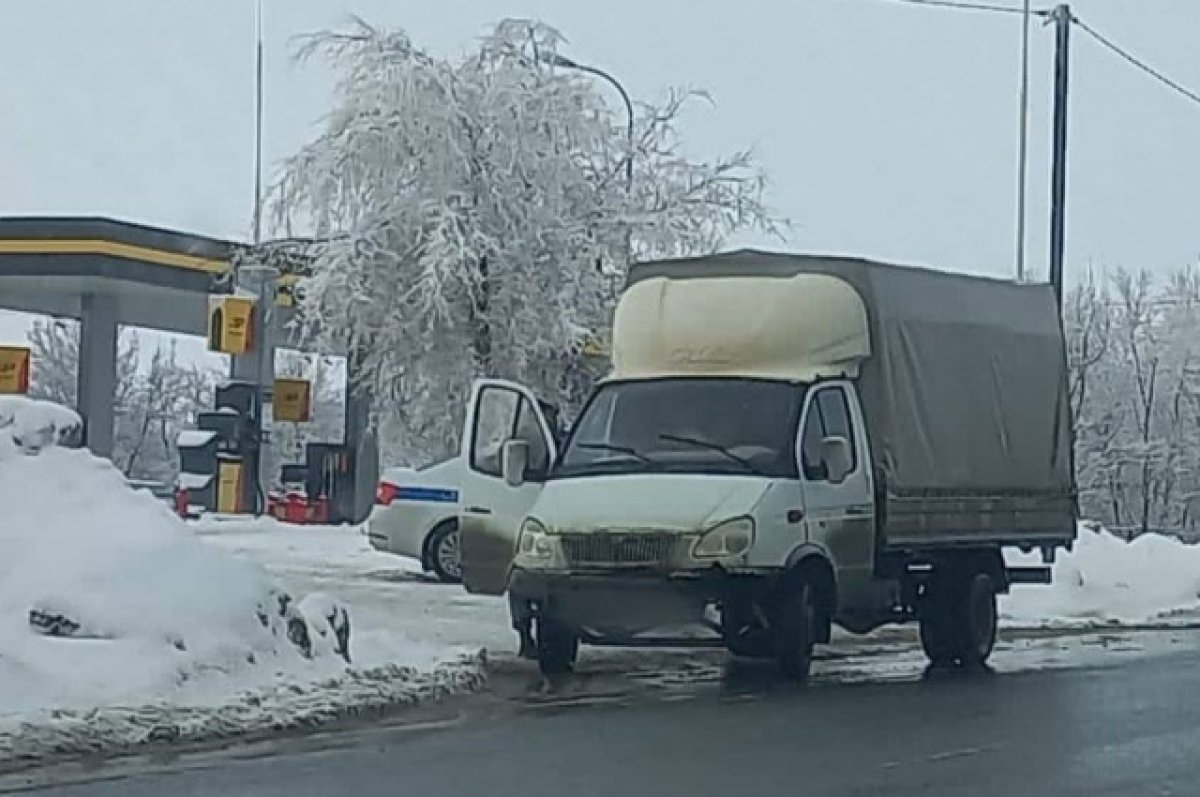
0, 652, 487, 773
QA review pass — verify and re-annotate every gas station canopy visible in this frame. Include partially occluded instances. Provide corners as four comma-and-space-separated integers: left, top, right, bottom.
0, 216, 236, 337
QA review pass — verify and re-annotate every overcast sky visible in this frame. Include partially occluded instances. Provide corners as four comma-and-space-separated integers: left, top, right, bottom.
1, 0, 1197, 350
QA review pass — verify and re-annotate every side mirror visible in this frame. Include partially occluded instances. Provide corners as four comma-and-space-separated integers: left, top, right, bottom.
820, 435, 853, 484
502, 439, 530, 488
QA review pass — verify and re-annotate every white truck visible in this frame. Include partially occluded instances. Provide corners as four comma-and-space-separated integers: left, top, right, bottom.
457, 251, 1077, 679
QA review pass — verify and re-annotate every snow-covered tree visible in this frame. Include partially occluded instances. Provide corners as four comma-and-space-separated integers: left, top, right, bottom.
267, 18, 782, 464
1068, 264, 1200, 539
27, 318, 139, 410
25, 319, 217, 481
120, 342, 216, 480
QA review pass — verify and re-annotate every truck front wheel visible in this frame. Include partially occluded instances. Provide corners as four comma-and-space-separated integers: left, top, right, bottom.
535, 616, 579, 676
919, 572, 998, 668
774, 583, 816, 681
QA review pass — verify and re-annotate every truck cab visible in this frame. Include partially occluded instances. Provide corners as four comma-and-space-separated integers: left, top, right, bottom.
457, 251, 1076, 680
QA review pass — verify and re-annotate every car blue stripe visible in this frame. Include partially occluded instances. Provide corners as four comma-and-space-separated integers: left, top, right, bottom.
395, 486, 460, 503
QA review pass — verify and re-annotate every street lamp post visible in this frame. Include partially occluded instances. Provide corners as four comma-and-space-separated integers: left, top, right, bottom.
541, 52, 636, 292
541, 53, 634, 192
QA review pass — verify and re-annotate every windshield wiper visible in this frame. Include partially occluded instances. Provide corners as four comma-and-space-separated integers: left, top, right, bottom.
658, 433, 766, 476
575, 441, 656, 465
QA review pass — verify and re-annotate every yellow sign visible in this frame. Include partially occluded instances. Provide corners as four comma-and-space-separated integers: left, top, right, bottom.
581, 336, 608, 359
216, 459, 246, 514
273, 378, 313, 423
274, 274, 302, 308
0, 346, 31, 394
207, 296, 256, 355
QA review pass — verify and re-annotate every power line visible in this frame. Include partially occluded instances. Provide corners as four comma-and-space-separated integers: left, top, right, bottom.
861, 0, 1200, 111
860, 0, 1044, 15
1071, 15, 1200, 108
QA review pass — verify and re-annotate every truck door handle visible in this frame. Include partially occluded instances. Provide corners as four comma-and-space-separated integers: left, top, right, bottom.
465, 506, 493, 515
845, 506, 870, 517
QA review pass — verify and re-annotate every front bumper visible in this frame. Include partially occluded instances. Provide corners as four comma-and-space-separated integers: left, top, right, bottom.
509, 567, 776, 640
364, 506, 423, 559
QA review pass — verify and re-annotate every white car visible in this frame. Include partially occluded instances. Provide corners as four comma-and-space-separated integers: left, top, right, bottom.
367, 457, 463, 583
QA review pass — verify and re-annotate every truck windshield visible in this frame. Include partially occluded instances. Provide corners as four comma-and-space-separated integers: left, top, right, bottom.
553, 378, 804, 479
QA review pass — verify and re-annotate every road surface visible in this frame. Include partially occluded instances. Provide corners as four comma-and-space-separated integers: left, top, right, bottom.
5, 639, 1200, 797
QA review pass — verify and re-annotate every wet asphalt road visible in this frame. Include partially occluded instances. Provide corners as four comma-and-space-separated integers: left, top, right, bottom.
8, 641, 1200, 797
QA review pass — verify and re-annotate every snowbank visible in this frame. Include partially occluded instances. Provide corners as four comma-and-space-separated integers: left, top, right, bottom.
0, 430, 300, 712
1003, 524, 1200, 626
0, 398, 485, 769
193, 516, 513, 668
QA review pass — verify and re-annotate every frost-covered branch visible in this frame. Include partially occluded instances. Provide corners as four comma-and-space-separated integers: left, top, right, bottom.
267, 18, 783, 463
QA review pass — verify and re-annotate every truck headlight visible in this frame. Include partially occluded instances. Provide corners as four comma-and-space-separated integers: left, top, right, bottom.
516, 517, 555, 562
692, 517, 755, 559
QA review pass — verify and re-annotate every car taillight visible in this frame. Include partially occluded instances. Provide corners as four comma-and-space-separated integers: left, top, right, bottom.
376, 482, 399, 506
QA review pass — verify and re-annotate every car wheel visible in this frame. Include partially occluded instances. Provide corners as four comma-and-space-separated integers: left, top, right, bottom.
536, 616, 579, 676
426, 521, 462, 584
774, 582, 816, 682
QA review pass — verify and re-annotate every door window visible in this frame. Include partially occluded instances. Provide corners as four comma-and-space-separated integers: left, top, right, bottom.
470, 386, 551, 479
471, 387, 519, 477
799, 385, 859, 482
515, 396, 551, 476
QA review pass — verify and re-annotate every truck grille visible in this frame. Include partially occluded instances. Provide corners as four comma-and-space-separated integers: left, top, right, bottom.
560, 533, 675, 567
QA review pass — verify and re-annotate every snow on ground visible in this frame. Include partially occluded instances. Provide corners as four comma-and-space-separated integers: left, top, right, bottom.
0, 397, 484, 769
193, 516, 514, 667
1003, 524, 1200, 627
195, 516, 1200, 661
3, 391, 1198, 768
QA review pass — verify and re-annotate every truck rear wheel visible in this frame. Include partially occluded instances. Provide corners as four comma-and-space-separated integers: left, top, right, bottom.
535, 616, 579, 676
919, 571, 998, 668
774, 583, 816, 681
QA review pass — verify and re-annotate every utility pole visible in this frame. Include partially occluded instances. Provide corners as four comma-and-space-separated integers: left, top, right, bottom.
245, 0, 275, 512
252, 0, 264, 247
1048, 4, 1071, 311
1014, 0, 1032, 282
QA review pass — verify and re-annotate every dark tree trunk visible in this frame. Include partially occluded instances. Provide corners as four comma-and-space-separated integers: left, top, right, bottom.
471, 255, 492, 375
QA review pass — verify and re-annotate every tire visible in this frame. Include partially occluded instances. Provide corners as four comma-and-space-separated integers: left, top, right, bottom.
774, 583, 816, 681
722, 602, 773, 659
726, 634, 774, 660
919, 571, 998, 668
425, 521, 462, 584
918, 608, 958, 668
536, 616, 579, 676
958, 572, 998, 666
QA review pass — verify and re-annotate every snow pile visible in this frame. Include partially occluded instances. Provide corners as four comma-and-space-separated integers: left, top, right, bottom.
193, 516, 513, 669
0, 397, 486, 769
1003, 523, 1200, 626
0, 411, 304, 709
0, 395, 82, 454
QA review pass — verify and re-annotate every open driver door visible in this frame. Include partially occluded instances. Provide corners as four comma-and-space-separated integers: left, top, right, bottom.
458, 379, 558, 595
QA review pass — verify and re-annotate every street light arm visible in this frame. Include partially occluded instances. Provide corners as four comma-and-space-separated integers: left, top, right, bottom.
541, 52, 635, 190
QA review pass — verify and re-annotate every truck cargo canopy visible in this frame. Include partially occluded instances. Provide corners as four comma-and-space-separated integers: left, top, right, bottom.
612, 273, 870, 382
626, 250, 1074, 507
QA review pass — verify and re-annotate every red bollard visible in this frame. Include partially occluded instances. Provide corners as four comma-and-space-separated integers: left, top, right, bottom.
174, 487, 190, 519
311, 493, 330, 525
285, 490, 308, 524
267, 490, 286, 520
